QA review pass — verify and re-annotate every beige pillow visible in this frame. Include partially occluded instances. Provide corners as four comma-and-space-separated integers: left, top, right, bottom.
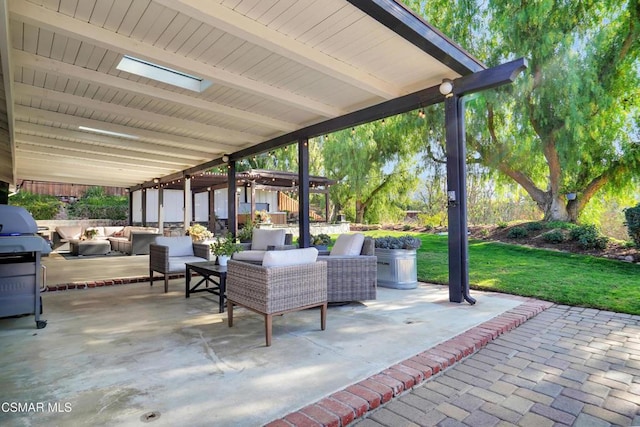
262, 247, 318, 267
330, 233, 365, 256
56, 226, 82, 240
251, 229, 286, 250
155, 236, 194, 257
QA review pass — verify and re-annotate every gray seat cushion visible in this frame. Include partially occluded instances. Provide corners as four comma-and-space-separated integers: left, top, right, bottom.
232, 250, 266, 263
167, 255, 209, 273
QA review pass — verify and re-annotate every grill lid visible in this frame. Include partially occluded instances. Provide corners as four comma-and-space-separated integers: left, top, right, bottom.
0, 205, 38, 235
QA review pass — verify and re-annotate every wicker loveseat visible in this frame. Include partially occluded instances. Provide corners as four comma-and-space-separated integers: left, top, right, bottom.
317, 234, 377, 303
107, 226, 162, 255
226, 248, 327, 347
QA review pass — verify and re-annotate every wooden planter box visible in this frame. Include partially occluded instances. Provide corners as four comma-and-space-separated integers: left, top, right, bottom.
375, 248, 418, 289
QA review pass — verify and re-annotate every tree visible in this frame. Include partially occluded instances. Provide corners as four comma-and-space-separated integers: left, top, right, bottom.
321, 116, 421, 223
404, 0, 640, 222
9, 191, 61, 220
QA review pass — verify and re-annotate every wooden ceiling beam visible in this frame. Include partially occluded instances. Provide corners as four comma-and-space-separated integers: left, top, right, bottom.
15, 133, 193, 167
12, 50, 297, 133
10, 1, 343, 118
156, 0, 401, 100
14, 84, 247, 150
15, 122, 210, 162
14, 106, 219, 160
0, 0, 16, 184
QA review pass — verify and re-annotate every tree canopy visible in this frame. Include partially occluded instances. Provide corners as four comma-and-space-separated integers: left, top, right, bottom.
405, 0, 640, 222
320, 115, 423, 223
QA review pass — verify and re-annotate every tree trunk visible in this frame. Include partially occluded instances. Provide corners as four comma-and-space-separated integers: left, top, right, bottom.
355, 200, 365, 224
541, 194, 579, 222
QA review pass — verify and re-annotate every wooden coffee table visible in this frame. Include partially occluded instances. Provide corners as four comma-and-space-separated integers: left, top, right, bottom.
185, 261, 227, 313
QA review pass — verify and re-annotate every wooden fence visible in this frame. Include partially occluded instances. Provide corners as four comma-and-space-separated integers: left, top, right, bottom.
19, 180, 126, 199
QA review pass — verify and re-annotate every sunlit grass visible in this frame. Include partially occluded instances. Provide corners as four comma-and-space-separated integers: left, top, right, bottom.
359, 230, 640, 315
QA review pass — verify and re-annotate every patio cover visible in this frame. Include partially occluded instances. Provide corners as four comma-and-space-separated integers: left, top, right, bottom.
0, 0, 526, 303
0, 0, 487, 189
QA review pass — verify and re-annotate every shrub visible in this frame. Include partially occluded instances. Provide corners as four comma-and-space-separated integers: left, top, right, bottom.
374, 235, 422, 249
497, 221, 509, 229
507, 226, 528, 238
9, 191, 61, 220
623, 203, 640, 247
545, 221, 576, 230
67, 187, 128, 220
402, 224, 412, 231
569, 224, 608, 250
237, 223, 254, 242
479, 229, 490, 238
310, 233, 331, 246
417, 212, 446, 228
542, 229, 565, 243
525, 222, 544, 231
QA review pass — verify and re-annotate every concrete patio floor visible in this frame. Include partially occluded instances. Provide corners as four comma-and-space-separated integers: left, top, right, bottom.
0, 254, 531, 426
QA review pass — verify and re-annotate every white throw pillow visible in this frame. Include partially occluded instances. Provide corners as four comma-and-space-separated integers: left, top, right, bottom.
251, 229, 286, 250
155, 236, 194, 257
330, 233, 365, 256
262, 247, 318, 267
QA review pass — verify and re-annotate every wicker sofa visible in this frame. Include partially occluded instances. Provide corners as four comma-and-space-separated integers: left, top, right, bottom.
107, 226, 161, 255
52, 225, 160, 255
317, 234, 377, 303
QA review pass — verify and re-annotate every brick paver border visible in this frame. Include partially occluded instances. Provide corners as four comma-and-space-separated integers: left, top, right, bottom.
44, 274, 186, 292
265, 299, 554, 427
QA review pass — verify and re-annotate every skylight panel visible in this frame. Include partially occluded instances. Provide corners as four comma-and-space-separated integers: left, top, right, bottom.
116, 55, 212, 93
79, 126, 139, 140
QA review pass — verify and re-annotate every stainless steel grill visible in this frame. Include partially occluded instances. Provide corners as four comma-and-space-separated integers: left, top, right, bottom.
0, 205, 51, 329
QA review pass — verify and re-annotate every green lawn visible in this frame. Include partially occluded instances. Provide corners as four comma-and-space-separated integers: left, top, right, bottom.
360, 230, 640, 315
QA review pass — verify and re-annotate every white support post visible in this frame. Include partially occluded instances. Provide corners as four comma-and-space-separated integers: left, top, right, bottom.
183, 177, 191, 230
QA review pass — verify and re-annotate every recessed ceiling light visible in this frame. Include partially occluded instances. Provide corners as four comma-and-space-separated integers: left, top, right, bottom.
116, 55, 212, 93
79, 126, 138, 139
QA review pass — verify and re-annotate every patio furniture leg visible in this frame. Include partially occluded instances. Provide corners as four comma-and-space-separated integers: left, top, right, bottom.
321, 303, 327, 331
149, 270, 154, 287
265, 314, 273, 347
227, 300, 234, 327
164, 276, 169, 293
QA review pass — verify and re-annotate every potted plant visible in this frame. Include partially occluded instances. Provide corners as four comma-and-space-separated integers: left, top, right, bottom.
255, 209, 271, 227
84, 228, 99, 240
209, 233, 242, 266
374, 235, 422, 289
186, 224, 213, 242
310, 233, 331, 251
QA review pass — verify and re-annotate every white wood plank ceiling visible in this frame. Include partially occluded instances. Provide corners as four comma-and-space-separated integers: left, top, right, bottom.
0, 0, 483, 189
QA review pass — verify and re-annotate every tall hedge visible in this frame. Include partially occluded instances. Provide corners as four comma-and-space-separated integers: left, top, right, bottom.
624, 203, 640, 247
67, 187, 128, 220
9, 191, 61, 220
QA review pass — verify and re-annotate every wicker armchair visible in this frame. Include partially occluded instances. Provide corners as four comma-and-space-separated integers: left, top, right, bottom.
149, 236, 210, 293
317, 236, 377, 303
226, 256, 328, 347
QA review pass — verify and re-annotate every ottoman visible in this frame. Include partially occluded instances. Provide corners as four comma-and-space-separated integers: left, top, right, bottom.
69, 239, 111, 256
